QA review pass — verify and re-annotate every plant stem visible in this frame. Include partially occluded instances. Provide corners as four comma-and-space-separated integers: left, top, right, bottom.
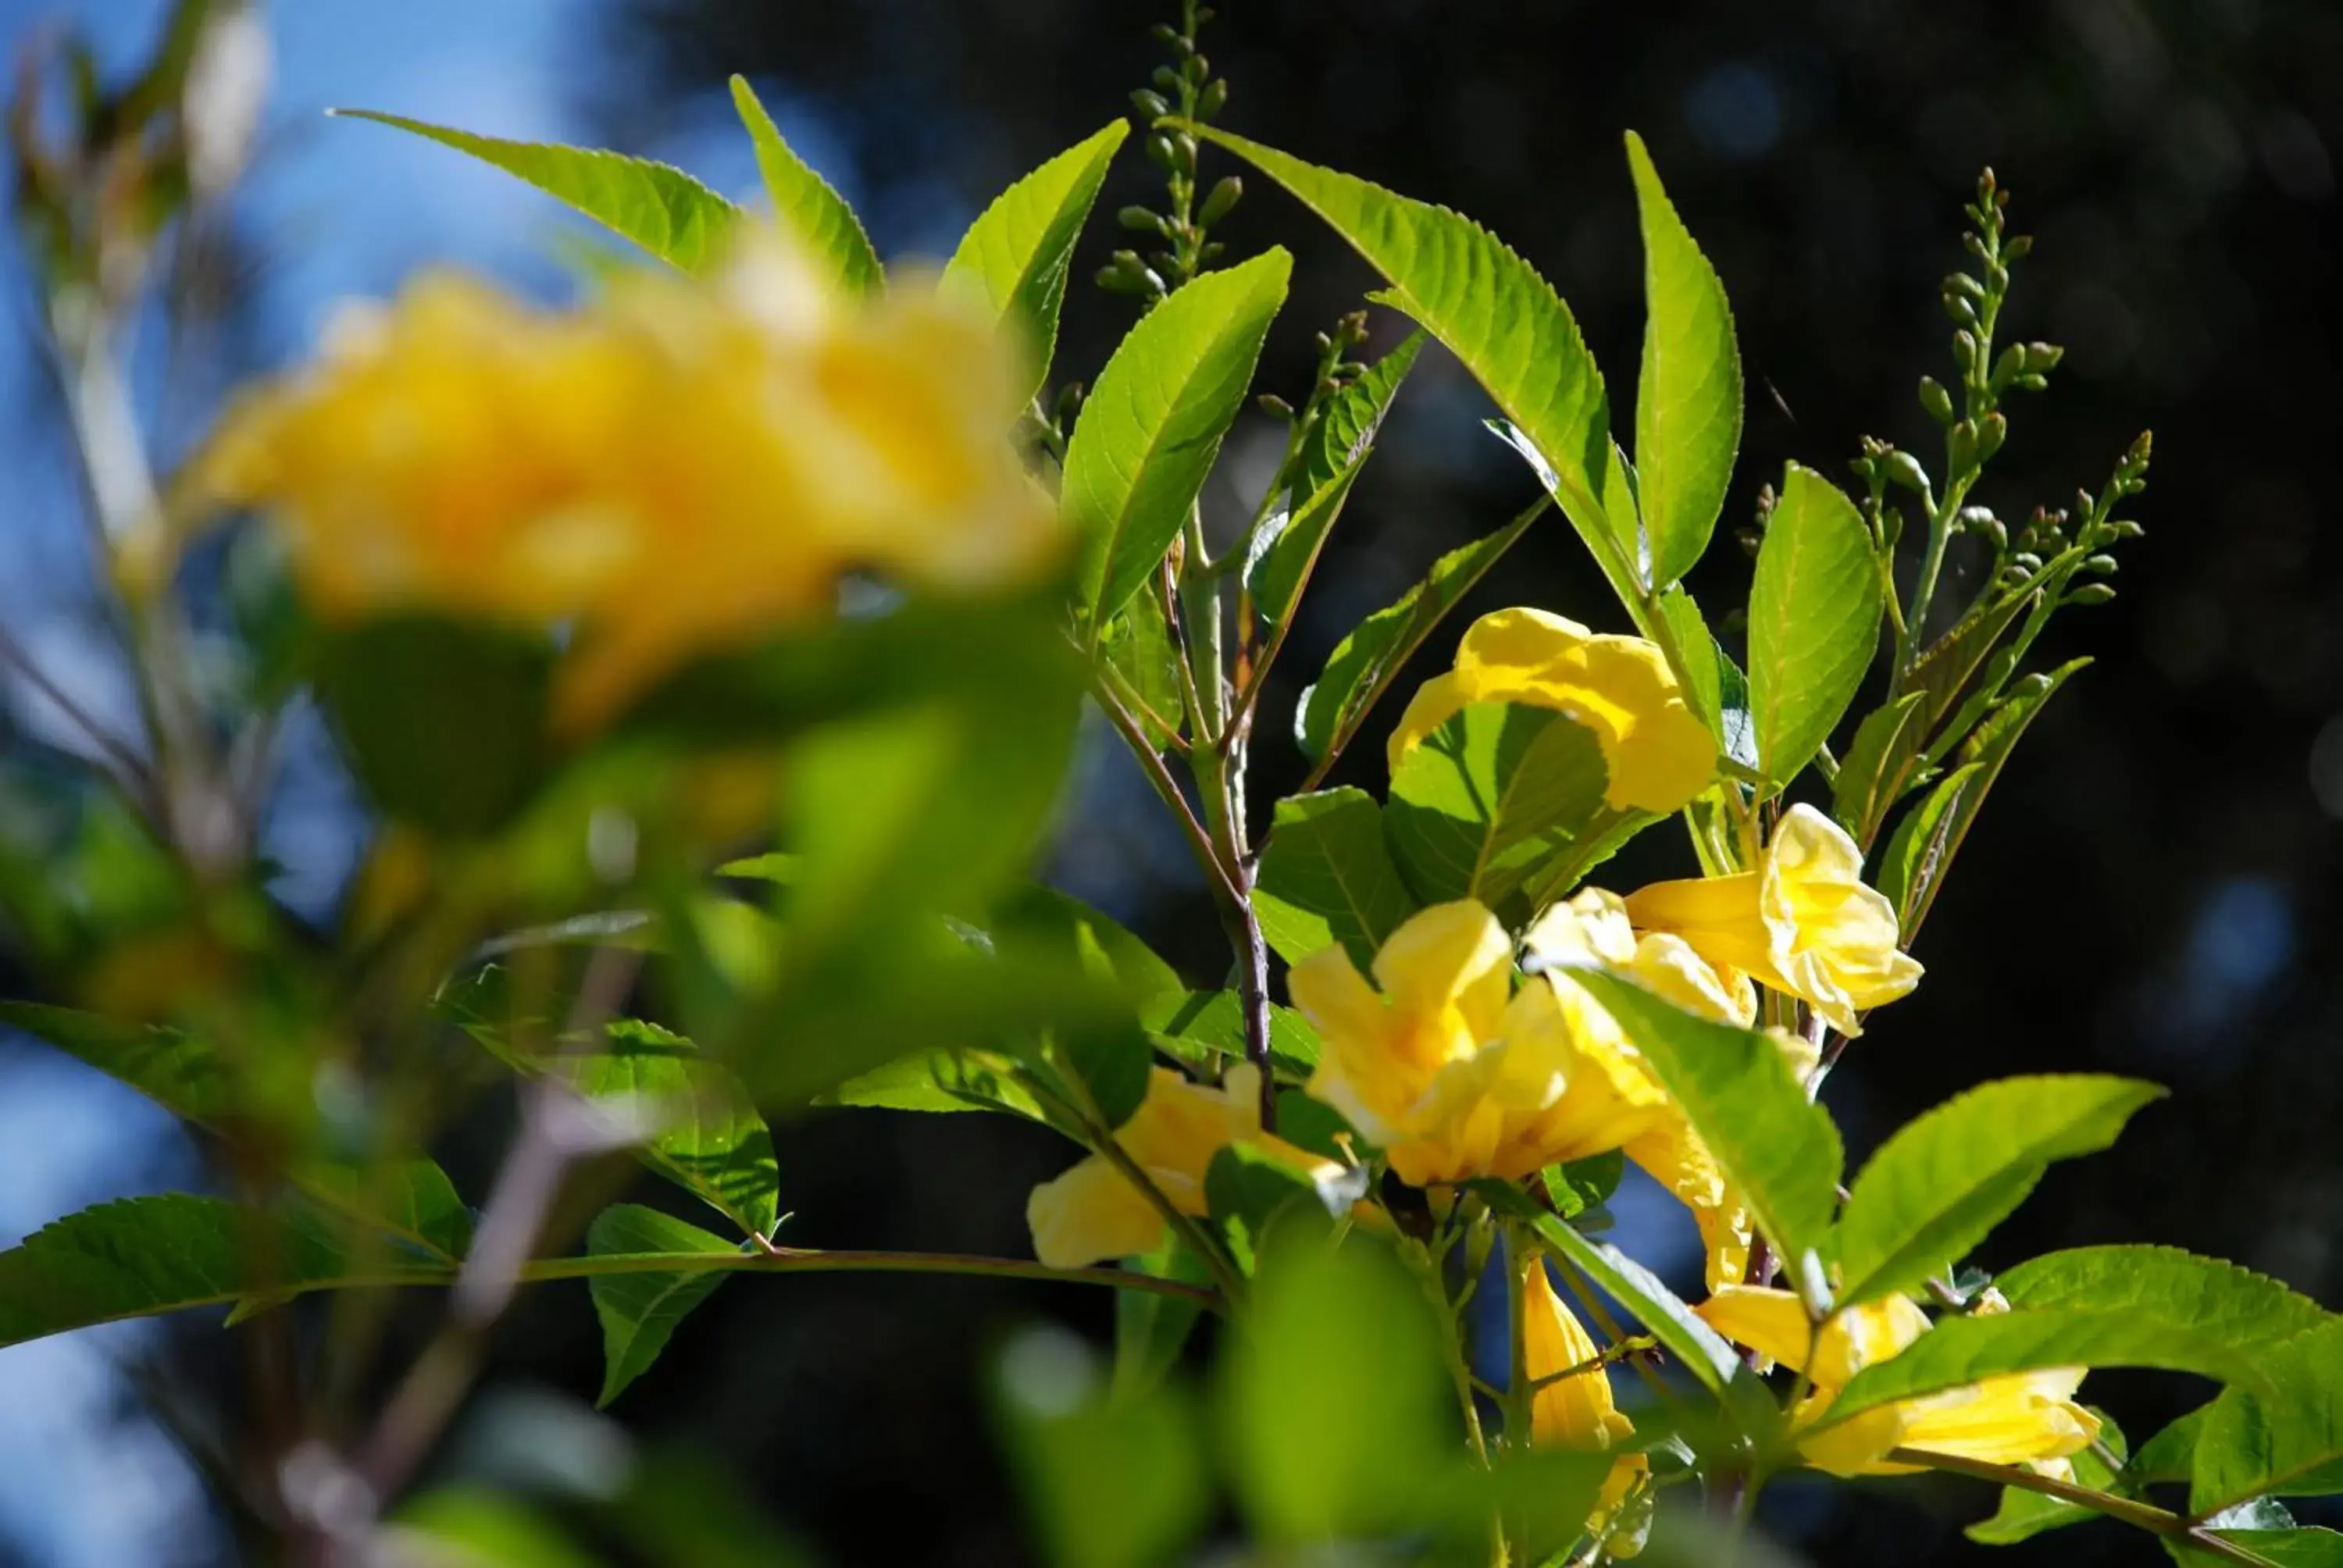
522, 1247, 1226, 1309
1886, 1449, 2277, 1566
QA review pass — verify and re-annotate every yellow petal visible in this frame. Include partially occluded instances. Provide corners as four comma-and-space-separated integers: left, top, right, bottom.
1525, 1266, 1633, 1450
1025, 1153, 1167, 1268
1695, 1286, 1818, 1374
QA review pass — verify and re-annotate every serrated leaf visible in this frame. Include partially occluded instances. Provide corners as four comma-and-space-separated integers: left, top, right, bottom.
823, 1048, 1045, 1117
1064, 250, 1292, 635
727, 76, 883, 295
1099, 589, 1186, 749
1878, 657, 2088, 936
1383, 702, 1611, 908
1139, 990, 1322, 1081
1253, 789, 1416, 968
0, 1194, 436, 1350
1250, 331, 1427, 628
1831, 1075, 2164, 1306
1656, 586, 1756, 768
2205, 1527, 2343, 1566
1748, 462, 1883, 785
1569, 969, 1842, 1270
290, 1160, 476, 1264
1830, 691, 1931, 844
943, 121, 1128, 405
1625, 132, 1741, 588
1966, 1410, 2125, 1545
334, 110, 738, 274
573, 1021, 780, 1238
1996, 1246, 2331, 1352
1293, 493, 1548, 762
2188, 1318, 2343, 1516
1197, 127, 1644, 607
585, 1203, 738, 1407
1817, 1309, 2270, 1434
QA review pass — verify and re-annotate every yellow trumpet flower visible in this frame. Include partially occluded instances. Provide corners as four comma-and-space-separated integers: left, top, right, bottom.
1695, 1285, 2100, 1478
1623, 803, 1922, 1035
1025, 1064, 1334, 1269
1385, 608, 1716, 814
1522, 1264, 1647, 1555
194, 226, 1060, 732
1286, 900, 1671, 1187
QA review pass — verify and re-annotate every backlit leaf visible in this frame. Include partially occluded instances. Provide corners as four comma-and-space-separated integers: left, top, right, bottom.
728, 76, 883, 294
1748, 462, 1883, 785
585, 1203, 738, 1407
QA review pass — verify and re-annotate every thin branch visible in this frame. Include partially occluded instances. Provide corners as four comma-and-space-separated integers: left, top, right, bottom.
521, 1248, 1224, 1310
1090, 674, 1245, 912
1886, 1449, 2277, 1566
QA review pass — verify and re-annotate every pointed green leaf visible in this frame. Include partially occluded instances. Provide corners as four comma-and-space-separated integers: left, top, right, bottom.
822, 1047, 1044, 1117
1657, 585, 1756, 768
2206, 1528, 2343, 1566
1830, 691, 1931, 844
943, 121, 1129, 404
573, 1021, 780, 1238
1384, 702, 1611, 907
1254, 789, 1416, 968
1831, 1075, 2164, 1306
1966, 1411, 2125, 1545
586, 1203, 739, 1407
333, 110, 739, 274
290, 1160, 476, 1264
2188, 1319, 2343, 1516
1099, 589, 1187, 749
1064, 250, 1292, 633
1625, 132, 1741, 588
1996, 1246, 2331, 1352
1114, 1237, 1215, 1398
0, 1195, 439, 1351
1139, 990, 1322, 1081
727, 76, 882, 294
1195, 127, 1642, 605
1748, 462, 1884, 784
1294, 493, 1549, 762
1567, 969, 1842, 1268
1878, 657, 2088, 937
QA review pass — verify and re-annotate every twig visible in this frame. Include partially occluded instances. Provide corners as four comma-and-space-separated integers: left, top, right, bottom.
1887, 1449, 2276, 1566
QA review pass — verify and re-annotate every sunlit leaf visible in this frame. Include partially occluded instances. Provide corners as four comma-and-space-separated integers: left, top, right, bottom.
2187, 1319, 2343, 1516
1253, 789, 1416, 968
1383, 702, 1613, 908
1829, 691, 1931, 844
1996, 1245, 2331, 1352
585, 1203, 739, 1407
572, 1021, 781, 1238
1140, 989, 1321, 1081
1747, 462, 1883, 785
728, 76, 883, 294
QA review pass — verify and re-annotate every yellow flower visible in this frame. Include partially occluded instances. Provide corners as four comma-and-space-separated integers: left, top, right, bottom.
1385, 608, 1715, 814
1287, 900, 1669, 1187
1025, 1064, 1334, 1269
196, 226, 1060, 732
1623, 803, 1922, 1035
1523, 1264, 1647, 1553
1696, 1286, 2101, 1478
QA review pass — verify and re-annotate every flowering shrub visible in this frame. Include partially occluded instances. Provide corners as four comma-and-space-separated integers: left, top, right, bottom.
2, 3, 2335, 1566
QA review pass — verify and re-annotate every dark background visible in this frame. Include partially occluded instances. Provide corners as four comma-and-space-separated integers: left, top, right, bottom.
9, 1, 2343, 1563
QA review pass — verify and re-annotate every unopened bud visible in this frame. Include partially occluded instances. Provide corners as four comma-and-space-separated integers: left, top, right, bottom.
1118, 205, 1166, 233
1200, 175, 1243, 226
2069, 582, 2117, 607
1917, 376, 1955, 426
1197, 78, 1229, 120
1882, 450, 1930, 494
1130, 88, 1171, 119
1977, 412, 2006, 461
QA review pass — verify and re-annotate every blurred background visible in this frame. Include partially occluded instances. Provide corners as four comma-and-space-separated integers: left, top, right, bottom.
1, 0, 2338, 1563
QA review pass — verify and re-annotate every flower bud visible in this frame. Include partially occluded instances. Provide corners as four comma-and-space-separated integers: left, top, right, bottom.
2082, 553, 2119, 576
1200, 175, 1243, 226
1882, 449, 1930, 494
1197, 78, 1229, 120
1977, 412, 2006, 461
2069, 583, 2117, 607
1917, 376, 1955, 426
1130, 88, 1170, 119
1118, 205, 1166, 233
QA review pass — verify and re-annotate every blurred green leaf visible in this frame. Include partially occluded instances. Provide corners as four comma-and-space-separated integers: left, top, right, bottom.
1996, 1246, 2331, 1352
1831, 1075, 2163, 1306
1748, 462, 1883, 785
1221, 1236, 1456, 1543
574, 1021, 780, 1238
822, 1047, 1044, 1117
288, 1159, 476, 1265
1625, 131, 1741, 589
1253, 788, 1415, 968
1197, 128, 1643, 608
389, 1486, 597, 1568
992, 885, 1181, 1003
586, 1203, 739, 1407
1064, 249, 1292, 634
313, 615, 556, 839
1114, 1237, 1214, 1398
1139, 989, 1321, 1080
1384, 701, 1613, 908
943, 120, 1129, 404
1569, 969, 1842, 1271
1250, 330, 1426, 628
334, 110, 738, 273
1966, 1410, 2124, 1545
728, 75, 883, 295
1294, 492, 1548, 764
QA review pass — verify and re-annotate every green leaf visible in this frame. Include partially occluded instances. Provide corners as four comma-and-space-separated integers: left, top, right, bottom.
1196, 127, 1642, 605
1831, 1075, 2164, 1306
1221, 1236, 1456, 1542
1567, 969, 1842, 1270
1624, 131, 1741, 588
1909, 586, 2035, 734
392, 1488, 597, 1568
1747, 462, 1884, 785
1996, 1246, 2331, 1353
1966, 1410, 2125, 1545
993, 884, 1182, 1003
1064, 250, 1293, 634
1542, 1150, 1625, 1220
1293, 493, 1549, 762
1098, 589, 1186, 749
1254, 788, 1416, 968
942, 120, 1129, 404
997, 1332, 1209, 1568
1829, 691, 1931, 844
289, 1160, 475, 1264
2133, 1407, 2209, 1485
1878, 657, 2088, 936
0, 1194, 436, 1351
822, 1047, 1044, 1117
1114, 1237, 1214, 1398
727, 76, 883, 294
1139, 989, 1322, 1080
1818, 1310, 2270, 1434
1657, 585, 1756, 767
2188, 1319, 2343, 1516
1250, 331, 1427, 628
314, 615, 556, 839
585, 1203, 738, 1407
1051, 1020, 1155, 1131
574, 1021, 781, 1238
333, 110, 738, 274
2206, 1528, 2343, 1566
1383, 702, 1611, 907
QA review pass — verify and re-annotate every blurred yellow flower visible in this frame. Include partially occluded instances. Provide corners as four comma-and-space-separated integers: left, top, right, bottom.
1287, 900, 1668, 1187
1523, 1263, 1646, 1554
1025, 1064, 1334, 1269
1386, 608, 1715, 814
1696, 1285, 2100, 1478
195, 226, 1059, 731
1624, 803, 1921, 1035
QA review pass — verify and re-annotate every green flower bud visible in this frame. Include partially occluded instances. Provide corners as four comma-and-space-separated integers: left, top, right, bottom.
2069, 583, 2117, 607
1197, 78, 1229, 120
1130, 88, 1170, 119
1883, 450, 1931, 494
1118, 205, 1166, 233
1977, 412, 2007, 461
1917, 376, 1956, 426
1199, 174, 1243, 226
2082, 553, 2120, 576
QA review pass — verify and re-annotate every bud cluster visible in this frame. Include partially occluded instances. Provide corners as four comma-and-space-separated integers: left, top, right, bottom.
1100, 3, 1239, 302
